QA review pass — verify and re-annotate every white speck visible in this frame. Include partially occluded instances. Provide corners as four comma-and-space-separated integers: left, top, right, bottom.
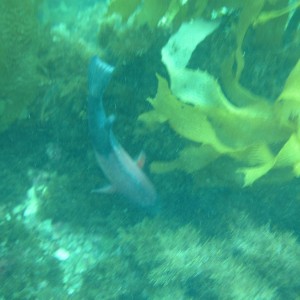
54, 248, 70, 261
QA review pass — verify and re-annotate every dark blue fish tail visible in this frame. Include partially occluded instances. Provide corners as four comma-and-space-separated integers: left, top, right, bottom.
88, 56, 114, 99
88, 56, 115, 155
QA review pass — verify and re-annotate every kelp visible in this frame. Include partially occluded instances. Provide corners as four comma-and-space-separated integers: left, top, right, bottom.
141, 74, 292, 186
223, 0, 300, 80
254, 0, 300, 26
140, 3, 300, 187
106, 0, 208, 29
275, 59, 300, 129
98, 0, 208, 63
0, 0, 41, 133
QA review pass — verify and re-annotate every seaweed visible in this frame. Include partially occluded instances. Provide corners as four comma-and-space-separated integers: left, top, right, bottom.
139, 2, 300, 186
0, 0, 42, 133
276, 59, 300, 130
79, 215, 300, 299
0, 217, 62, 299
97, 0, 208, 64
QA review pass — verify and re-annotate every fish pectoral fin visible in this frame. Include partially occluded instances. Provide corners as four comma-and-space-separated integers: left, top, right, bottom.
91, 184, 116, 194
136, 151, 146, 168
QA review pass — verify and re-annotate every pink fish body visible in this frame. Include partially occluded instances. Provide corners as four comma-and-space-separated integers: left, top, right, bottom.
88, 56, 158, 210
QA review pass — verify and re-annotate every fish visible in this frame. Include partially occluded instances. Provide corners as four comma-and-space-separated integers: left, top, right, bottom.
88, 56, 158, 212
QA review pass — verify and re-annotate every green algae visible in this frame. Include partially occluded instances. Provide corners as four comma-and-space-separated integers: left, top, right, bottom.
78, 215, 300, 299
0, 0, 42, 133
0, 217, 61, 299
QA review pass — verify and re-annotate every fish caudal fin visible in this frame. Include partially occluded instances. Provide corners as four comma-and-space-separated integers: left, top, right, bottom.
88, 56, 115, 99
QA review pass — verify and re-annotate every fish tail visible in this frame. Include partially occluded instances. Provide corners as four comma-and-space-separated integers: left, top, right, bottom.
88, 56, 114, 99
